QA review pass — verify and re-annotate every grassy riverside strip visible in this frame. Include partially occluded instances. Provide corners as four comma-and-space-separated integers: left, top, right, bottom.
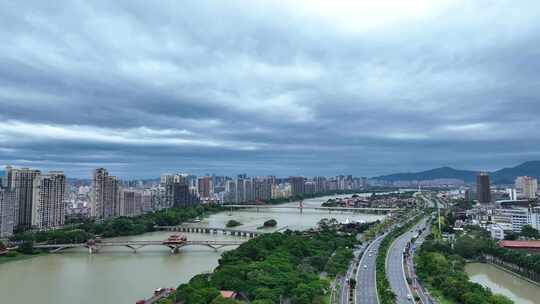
376, 214, 423, 304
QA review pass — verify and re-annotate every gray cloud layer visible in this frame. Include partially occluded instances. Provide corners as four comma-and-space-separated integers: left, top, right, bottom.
1, 1, 540, 178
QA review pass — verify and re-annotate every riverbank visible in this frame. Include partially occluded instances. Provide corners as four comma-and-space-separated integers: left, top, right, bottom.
481, 259, 540, 287
0, 252, 42, 265
466, 262, 540, 304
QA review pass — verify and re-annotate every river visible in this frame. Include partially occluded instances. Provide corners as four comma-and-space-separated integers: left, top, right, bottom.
465, 263, 540, 304
0, 194, 384, 304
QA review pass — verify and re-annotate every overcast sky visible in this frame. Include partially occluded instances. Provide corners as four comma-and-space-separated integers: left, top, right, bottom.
1, 1, 539, 178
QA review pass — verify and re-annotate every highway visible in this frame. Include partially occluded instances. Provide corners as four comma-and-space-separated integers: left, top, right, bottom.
355, 234, 385, 304
386, 218, 428, 304
407, 222, 433, 304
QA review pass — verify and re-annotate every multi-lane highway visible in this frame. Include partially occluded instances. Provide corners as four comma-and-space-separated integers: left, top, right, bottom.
355, 234, 385, 304
386, 218, 428, 304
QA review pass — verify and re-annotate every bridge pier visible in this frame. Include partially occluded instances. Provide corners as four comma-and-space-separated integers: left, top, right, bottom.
87, 245, 99, 254
51, 246, 67, 253
205, 244, 218, 252
168, 245, 183, 254
125, 245, 143, 253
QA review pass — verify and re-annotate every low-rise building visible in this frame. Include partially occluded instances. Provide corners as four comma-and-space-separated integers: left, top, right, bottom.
498, 240, 540, 252
487, 224, 505, 240
492, 206, 540, 233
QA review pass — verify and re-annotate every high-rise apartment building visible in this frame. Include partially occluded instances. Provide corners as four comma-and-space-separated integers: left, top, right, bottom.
32, 172, 66, 229
148, 186, 168, 211
5, 166, 41, 228
120, 189, 142, 217
289, 177, 305, 196
235, 177, 246, 203
0, 188, 16, 237
173, 183, 199, 207
197, 176, 212, 199
160, 174, 175, 207
314, 176, 327, 193
91, 168, 121, 220
223, 180, 236, 203
271, 183, 292, 199
361, 177, 369, 189
141, 189, 153, 213
244, 179, 254, 202
161, 173, 199, 207
304, 181, 316, 194
476, 172, 491, 204
519, 176, 538, 199
515, 176, 525, 192
254, 177, 273, 201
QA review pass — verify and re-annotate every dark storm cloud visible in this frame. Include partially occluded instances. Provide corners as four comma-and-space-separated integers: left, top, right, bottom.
1, 0, 540, 178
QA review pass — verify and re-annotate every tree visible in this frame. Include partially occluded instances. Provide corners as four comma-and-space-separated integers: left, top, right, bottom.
210, 296, 242, 304
504, 231, 519, 240
521, 225, 540, 239
226, 220, 242, 228
454, 235, 484, 259
18, 240, 35, 254
263, 219, 277, 227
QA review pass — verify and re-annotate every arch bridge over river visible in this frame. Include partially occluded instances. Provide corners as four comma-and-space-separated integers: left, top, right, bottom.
33, 236, 244, 254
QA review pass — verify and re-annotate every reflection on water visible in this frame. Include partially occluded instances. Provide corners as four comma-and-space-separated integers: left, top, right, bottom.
465, 262, 540, 304
0, 194, 384, 304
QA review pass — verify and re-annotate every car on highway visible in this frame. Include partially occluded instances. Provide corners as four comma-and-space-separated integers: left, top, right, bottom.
363, 265, 368, 269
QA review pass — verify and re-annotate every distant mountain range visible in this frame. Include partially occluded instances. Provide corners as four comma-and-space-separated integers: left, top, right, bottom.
374, 161, 540, 184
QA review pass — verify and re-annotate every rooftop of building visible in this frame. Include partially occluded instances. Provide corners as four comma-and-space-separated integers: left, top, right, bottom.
498, 240, 540, 249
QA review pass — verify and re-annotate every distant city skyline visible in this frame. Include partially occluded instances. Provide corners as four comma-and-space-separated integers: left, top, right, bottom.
1, 159, 540, 180
1, 2, 540, 178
